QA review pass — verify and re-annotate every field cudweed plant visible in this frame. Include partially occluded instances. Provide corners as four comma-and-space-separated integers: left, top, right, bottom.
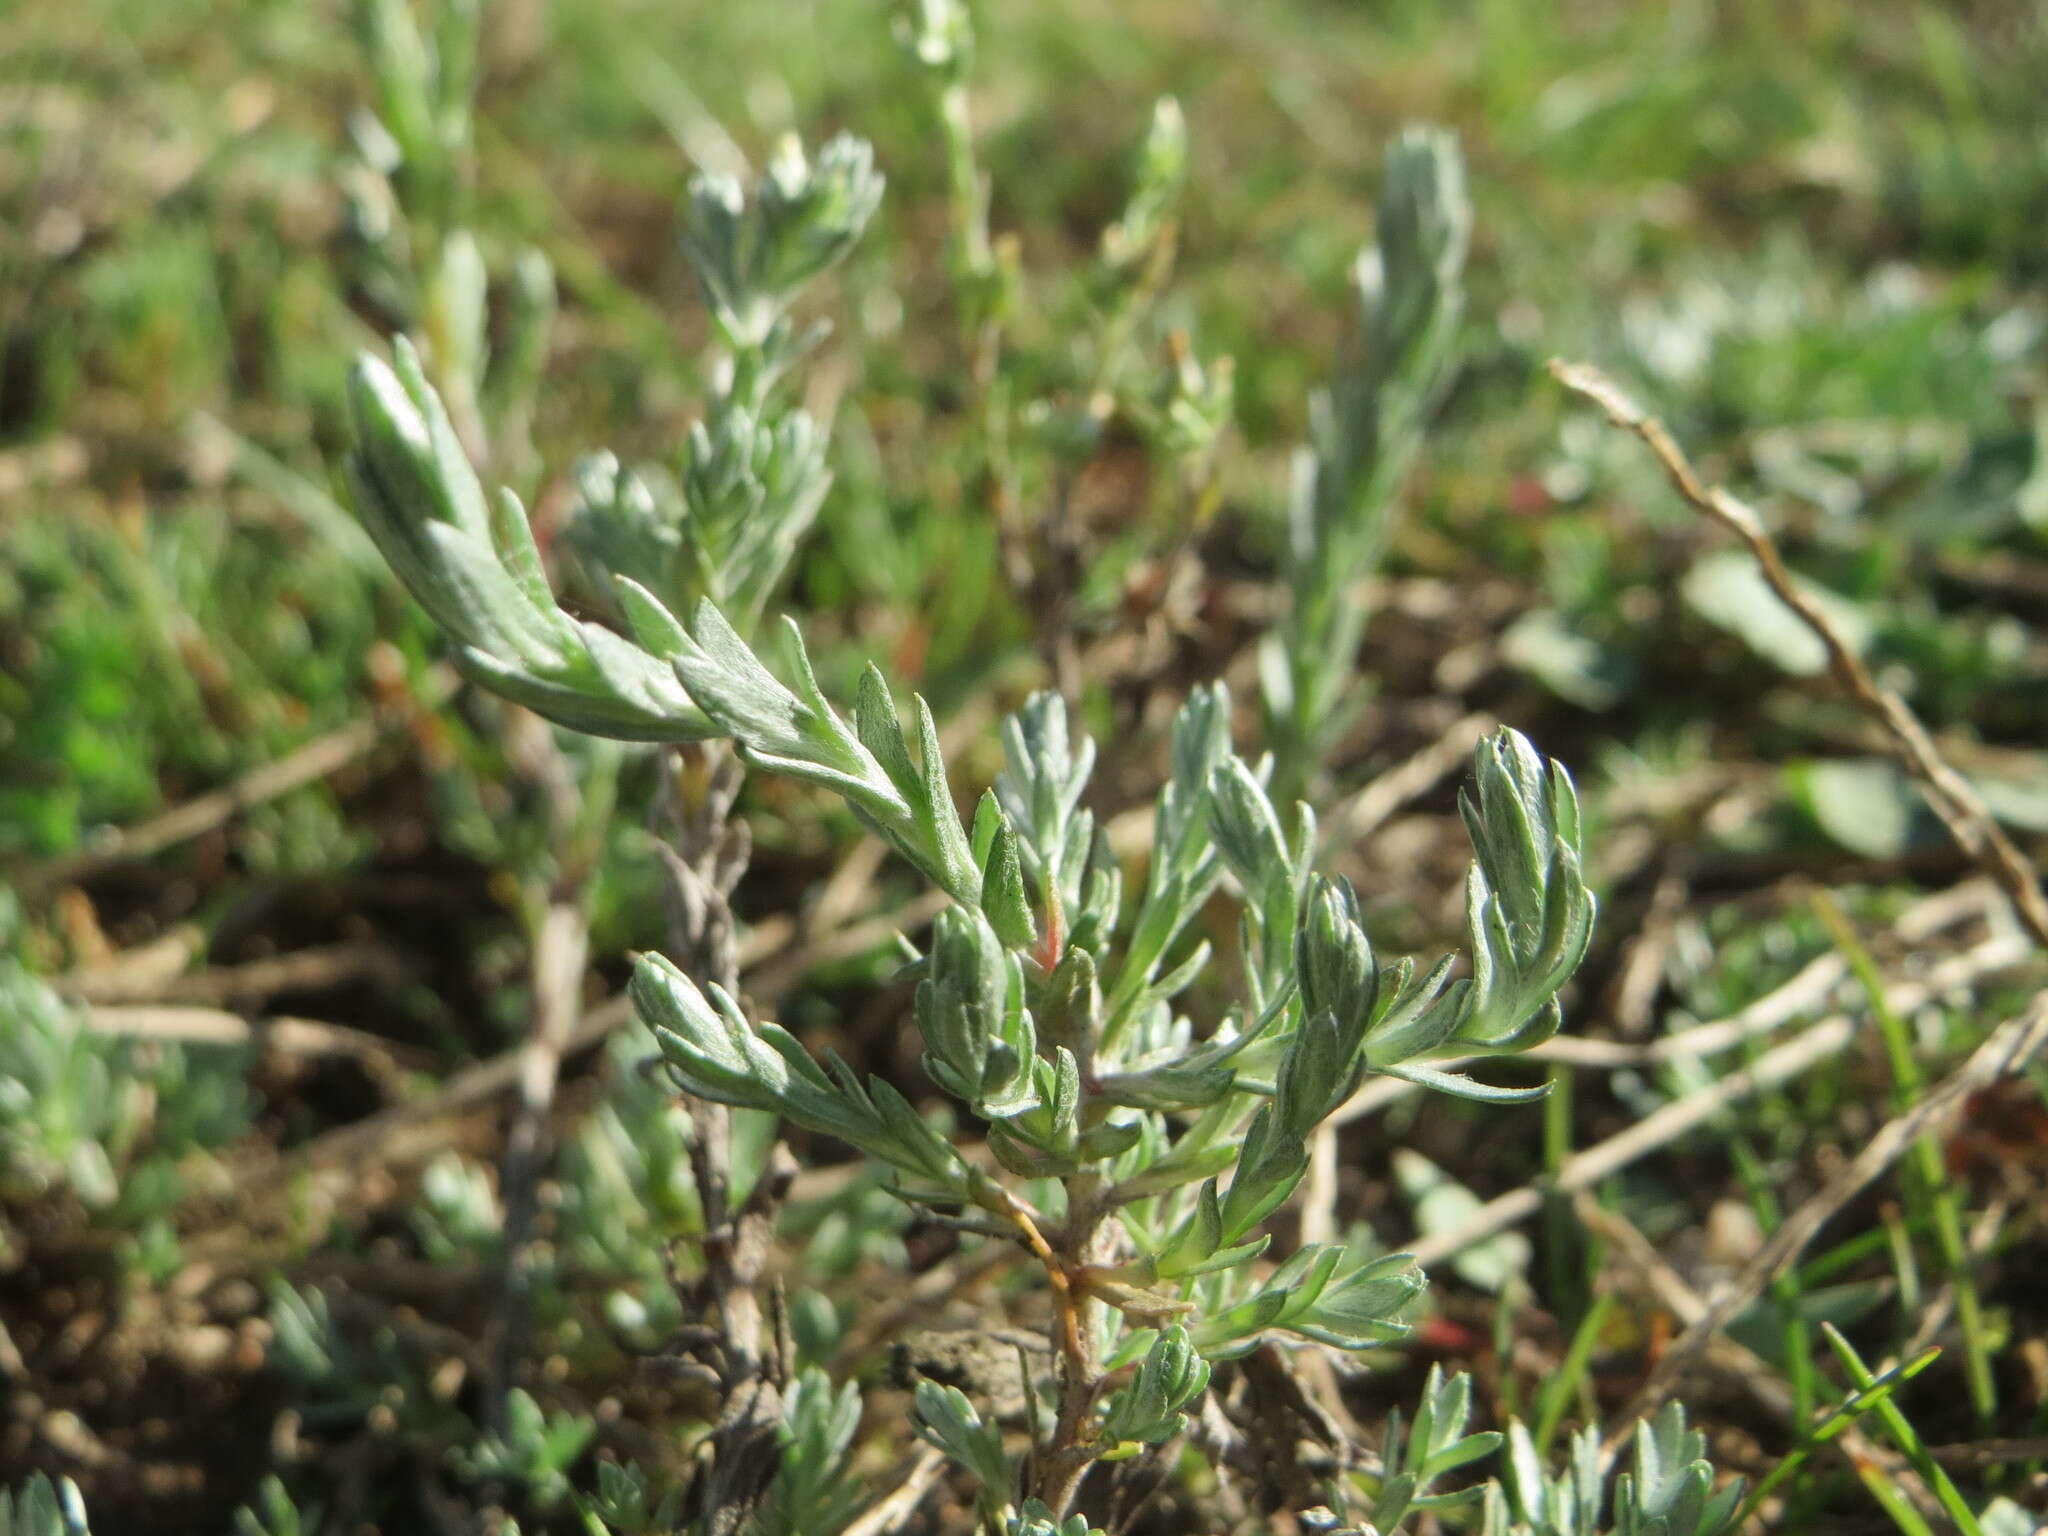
328, 57, 1756, 1523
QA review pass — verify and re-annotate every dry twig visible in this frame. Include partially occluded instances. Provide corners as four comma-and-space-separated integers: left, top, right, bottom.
20, 664, 459, 894
1574, 1196, 1945, 1524
84, 1002, 432, 1076
484, 896, 590, 1429
1402, 932, 2032, 1270
65, 941, 409, 1006
1552, 358, 2048, 949
840, 1445, 948, 1536
1318, 708, 1496, 851
1610, 988, 2048, 1431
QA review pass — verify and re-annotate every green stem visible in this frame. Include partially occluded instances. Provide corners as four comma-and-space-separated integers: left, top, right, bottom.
1812, 891, 1996, 1423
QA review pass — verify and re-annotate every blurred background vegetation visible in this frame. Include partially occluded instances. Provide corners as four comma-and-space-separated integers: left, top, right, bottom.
4, 0, 2048, 1531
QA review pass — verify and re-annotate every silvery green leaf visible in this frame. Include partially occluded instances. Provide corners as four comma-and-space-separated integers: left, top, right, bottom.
345, 342, 713, 741
1093, 1054, 1235, 1113
1384, 1063, 1550, 1105
980, 821, 1037, 951
1370, 1367, 1502, 1529
996, 695, 1096, 892
454, 1388, 594, 1510
916, 907, 1038, 1116
1352, 729, 1594, 1099
633, 954, 795, 1113
1098, 1324, 1209, 1447
1502, 1420, 1605, 1536
1448, 729, 1595, 1053
757, 135, 885, 303
0, 1476, 91, 1536
1191, 1244, 1421, 1357
1100, 685, 1227, 1028
559, 453, 686, 618
1501, 606, 1629, 711
753, 1367, 867, 1536
835, 659, 982, 903
1105, 684, 1228, 1036
264, 1280, 344, 1389
347, 105, 403, 180
430, 0, 481, 134
594, 599, 989, 903
356, 0, 436, 182
676, 404, 833, 625
575, 1461, 687, 1536
427, 229, 488, 404
1098, 96, 1186, 276
634, 955, 973, 1196
1008, 1503, 1102, 1536
1610, 1404, 1742, 1536
987, 1048, 1114, 1175
1101, 869, 1204, 1043
232, 1476, 316, 1536
1207, 757, 1291, 893
1154, 682, 1232, 888
1211, 1099, 1309, 1255
1287, 1249, 1426, 1350
1157, 338, 1236, 462
677, 606, 860, 777
1787, 757, 1917, 859
912, 1380, 1013, 1520
1111, 1132, 1240, 1208
1264, 126, 1471, 780
683, 132, 884, 348
1296, 875, 1379, 1031
602, 577, 688, 667
1035, 945, 1102, 1059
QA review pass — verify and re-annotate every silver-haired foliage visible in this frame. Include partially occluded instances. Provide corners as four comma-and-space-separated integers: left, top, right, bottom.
1262, 126, 1472, 789
335, 77, 1746, 1536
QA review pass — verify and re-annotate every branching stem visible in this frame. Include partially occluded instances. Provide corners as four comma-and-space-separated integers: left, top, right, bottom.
992, 1183, 1106, 1518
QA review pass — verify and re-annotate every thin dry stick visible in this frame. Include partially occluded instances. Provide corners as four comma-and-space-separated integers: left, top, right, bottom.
58, 926, 203, 1000
840, 1445, 948, 1536
1554, 926, 2028, 1071
1609, 988, 2048, 1436
85, 1002, 433, 1074
73, 942, 409, 1006
1407, 1015, 1853, 1271
1925, 1438, 2048, 1470
744, 889, 951, 1005
1553, 358, 2048, 950
1609, 867, 1688, 1038
675, 1144, 802, 1536
1404, 930, 2032, 1270
1329, 889, 2015, 1128
239, 993, 633, 1194
484, 896, 590, 1429
224, 896, 948, 1213
19, 664, 459, 893
1574, 1196, 1944, 1524
1299, 1119, 1343, 1248
1318, 708, 1496, 852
